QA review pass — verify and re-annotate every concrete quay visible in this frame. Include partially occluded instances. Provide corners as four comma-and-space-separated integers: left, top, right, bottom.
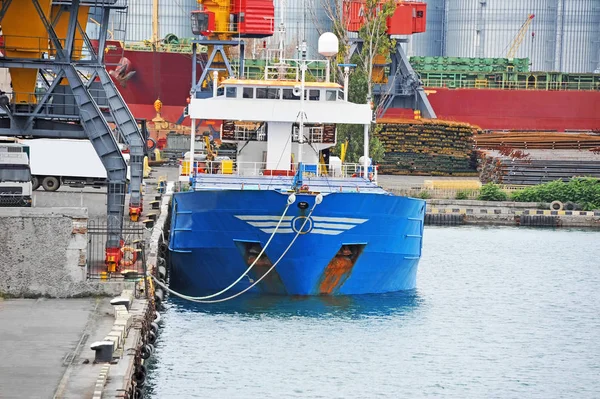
0, 166, 178, 398
425, 199, 600, 228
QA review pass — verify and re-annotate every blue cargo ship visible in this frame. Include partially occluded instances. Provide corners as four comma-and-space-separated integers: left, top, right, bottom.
168, 38, 425, 297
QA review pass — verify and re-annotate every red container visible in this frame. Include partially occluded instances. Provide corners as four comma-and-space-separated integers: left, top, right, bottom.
343, 0, 427, 34
343, 0, 366, 32
387, 2, 426, 35
233, 0, 275, 38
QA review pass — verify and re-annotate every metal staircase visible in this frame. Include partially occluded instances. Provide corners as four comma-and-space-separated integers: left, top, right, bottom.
96, 68, 145, 219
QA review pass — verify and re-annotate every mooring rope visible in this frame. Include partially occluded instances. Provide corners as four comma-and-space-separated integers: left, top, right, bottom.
152, 194, 322, 303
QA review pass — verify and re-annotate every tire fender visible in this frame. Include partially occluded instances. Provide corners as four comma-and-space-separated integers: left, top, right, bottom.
550, 201, 563, 211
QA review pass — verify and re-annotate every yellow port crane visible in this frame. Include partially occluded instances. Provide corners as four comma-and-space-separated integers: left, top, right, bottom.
506, 14, 535, 59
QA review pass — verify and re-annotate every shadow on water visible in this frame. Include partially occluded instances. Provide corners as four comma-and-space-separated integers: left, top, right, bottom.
164, 290, 424, 319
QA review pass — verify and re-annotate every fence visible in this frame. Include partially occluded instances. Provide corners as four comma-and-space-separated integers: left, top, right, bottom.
87, 217, 148, 281
388, 184, 524, 200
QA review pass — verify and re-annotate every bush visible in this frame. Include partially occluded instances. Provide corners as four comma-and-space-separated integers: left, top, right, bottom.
455, 190, 471, 200
477, 183, 508, 201
418, 190, 431, 199
511, 178, 600, 211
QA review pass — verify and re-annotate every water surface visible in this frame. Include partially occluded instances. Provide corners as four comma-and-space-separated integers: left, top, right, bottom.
147, 227, 600, 398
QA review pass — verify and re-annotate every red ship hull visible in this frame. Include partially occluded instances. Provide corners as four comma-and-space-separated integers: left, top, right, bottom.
107, 47, 600, 132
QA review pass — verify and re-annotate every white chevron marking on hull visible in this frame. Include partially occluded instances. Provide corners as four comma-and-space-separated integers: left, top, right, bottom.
311, 216, 368, 224
235, 215, 293, 221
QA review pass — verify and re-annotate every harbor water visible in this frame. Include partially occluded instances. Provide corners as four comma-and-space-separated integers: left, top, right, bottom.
146, 226, 600, 398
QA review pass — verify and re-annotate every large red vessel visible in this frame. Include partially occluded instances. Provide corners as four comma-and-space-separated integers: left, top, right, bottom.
107, 42, 600, 136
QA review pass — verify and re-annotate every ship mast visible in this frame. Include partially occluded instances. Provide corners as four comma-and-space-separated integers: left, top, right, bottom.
296, 40, 307, 168
152, 0, 159, 50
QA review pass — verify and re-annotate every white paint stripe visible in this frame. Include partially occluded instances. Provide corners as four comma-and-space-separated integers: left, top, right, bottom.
247, 221, 285, 227
260, 228, 294, 234
313, 223, 356, 230
312, 216, 368, 224
236, 215, 293, 221
311, 229, 344, 235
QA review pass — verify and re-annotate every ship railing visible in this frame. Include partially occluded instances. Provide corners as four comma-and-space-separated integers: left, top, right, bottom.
292, 126, 324, 143
420, 76, 600, 91
180, 161, 376, 181
234, 123, 266, 141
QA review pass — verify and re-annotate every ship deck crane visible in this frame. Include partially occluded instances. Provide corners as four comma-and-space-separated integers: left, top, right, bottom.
190, 0, 275, 98
343, 0, 436, 119
507, 14, 535, 59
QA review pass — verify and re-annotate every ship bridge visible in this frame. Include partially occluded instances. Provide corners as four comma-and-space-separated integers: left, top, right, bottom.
188, 78, 372, 174
189, 79, 372, 125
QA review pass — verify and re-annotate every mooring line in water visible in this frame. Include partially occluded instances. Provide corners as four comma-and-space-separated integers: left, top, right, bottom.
173, 193, 296, 301
152, 194, 323, 303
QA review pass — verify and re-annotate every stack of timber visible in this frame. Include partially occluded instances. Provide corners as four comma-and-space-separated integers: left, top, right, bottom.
376, 118, 477, 175
479, 149, 600, 185
474, 131, 600, 150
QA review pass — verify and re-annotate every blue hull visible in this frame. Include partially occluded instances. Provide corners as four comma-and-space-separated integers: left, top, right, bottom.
168, 190, 425, 295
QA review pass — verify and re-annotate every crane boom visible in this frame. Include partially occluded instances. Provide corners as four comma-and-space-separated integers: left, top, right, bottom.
507, 14, 535, 59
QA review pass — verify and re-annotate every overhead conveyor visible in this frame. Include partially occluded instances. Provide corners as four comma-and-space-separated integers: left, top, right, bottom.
0, 0, 145, 269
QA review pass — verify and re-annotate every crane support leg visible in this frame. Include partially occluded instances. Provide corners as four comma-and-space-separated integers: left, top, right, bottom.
369, 41, 437, 119
96, 68, 146, 221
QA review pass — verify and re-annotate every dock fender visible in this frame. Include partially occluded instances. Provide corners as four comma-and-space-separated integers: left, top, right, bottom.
147, 330, 157, 345
150, 321, 159, 335
158, 265, 167, 280
550, 201, 564, 211
153, 311, 161, 324
141, 343, 153, 360
134, 386, 144, 399
154, 287, 164, 306
134, 364, 146, 386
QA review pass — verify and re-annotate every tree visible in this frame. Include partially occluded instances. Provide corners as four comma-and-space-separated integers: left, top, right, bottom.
356, 0, 396, 102
333, 64, 385, 164
309, 0, 395, 164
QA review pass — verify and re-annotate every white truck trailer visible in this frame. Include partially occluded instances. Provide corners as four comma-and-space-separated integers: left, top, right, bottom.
21, 139, 130, 191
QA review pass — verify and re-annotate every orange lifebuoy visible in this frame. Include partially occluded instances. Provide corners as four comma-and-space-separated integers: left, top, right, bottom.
300, 184, 310, 192
120, 246, 138, 267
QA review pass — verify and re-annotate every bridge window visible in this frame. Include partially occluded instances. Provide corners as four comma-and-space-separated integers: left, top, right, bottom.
267, 88, 280, 99
226, 87, 237, 98
308, 89, 320, 101
326, 90, 337, 101
338, 90, 344, 100
217, 87, 224, 96
282, 88, 300, 100
243, 87, 254, 98
256, 88, 267, 99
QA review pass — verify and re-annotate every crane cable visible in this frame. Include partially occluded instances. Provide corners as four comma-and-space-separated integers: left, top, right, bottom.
152, 194, 323, 303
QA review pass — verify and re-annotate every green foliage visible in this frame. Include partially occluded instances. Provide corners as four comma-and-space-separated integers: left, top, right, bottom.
418, 190, 431, 199
511, 178, 600, 211
331, 66, 384, 163
455, 190, 471, 200
477, 183, 508, 201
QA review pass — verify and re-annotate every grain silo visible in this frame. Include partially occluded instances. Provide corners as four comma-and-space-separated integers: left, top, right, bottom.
444, 0, 600, 73
407, 0, 445, 57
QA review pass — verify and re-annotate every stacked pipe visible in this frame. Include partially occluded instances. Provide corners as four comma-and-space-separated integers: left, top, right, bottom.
376, 118, 478, 175
475, 131, 600, 150
479, 149, 600, 185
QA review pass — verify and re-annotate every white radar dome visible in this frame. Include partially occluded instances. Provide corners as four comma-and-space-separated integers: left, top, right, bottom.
318, 32, 339, 57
